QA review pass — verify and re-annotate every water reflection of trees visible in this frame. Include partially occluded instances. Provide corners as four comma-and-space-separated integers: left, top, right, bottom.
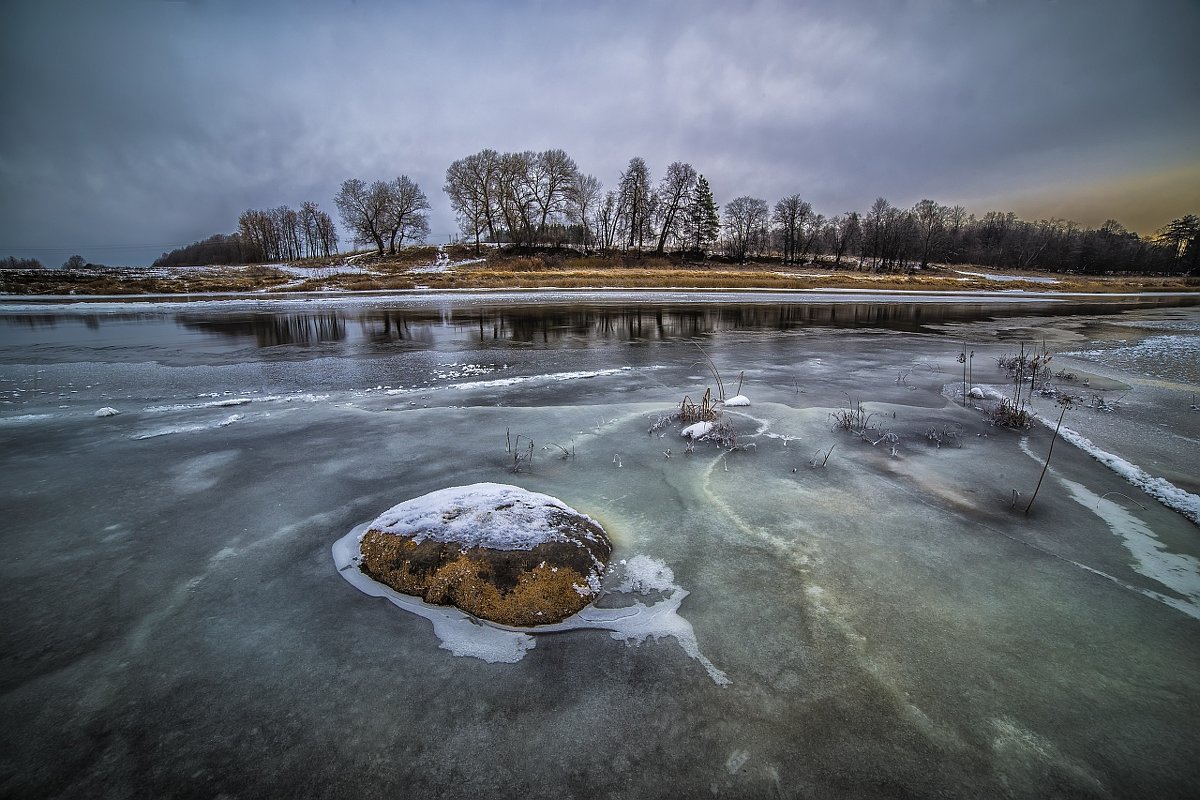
359, 312, 435, 345
158, 297, 1198, 350
178, 313, 347, 346
418, 303, 1009, 341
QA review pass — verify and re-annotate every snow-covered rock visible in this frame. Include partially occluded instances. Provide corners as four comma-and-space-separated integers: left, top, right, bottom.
357, 483, 611, 626
681, 421, 714, 439
968, 387, 985, 399
723, 394, 751, 407
94, 407, 120, 417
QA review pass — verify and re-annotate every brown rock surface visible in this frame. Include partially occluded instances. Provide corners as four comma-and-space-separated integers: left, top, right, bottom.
357, 483, 611, 626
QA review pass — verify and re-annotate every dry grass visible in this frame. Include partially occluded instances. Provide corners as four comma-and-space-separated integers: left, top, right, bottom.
3, 252, 1196, 296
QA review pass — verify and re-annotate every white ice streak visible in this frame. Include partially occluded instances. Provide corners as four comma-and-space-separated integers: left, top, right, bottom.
333, 529, 729, 683
144, 393, 329, 413
133, 413, 244, 440
1054, 472, 1200, 620
1044, 422, 1200, 525
384, 367, 636, 395
0, 413, 55, 425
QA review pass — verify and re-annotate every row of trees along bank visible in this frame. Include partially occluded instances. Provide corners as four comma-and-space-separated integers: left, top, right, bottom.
144, 150, 1197, 275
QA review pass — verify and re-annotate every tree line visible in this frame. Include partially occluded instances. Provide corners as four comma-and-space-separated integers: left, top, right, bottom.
156, 176, 433, 266
716, 196, 1198, 275
154, 202, 339, 267
141, 151, 1197, 275
444, 149, 1196, 275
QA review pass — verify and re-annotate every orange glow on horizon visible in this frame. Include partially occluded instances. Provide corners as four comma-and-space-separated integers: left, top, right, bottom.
971, 161, 1200, 237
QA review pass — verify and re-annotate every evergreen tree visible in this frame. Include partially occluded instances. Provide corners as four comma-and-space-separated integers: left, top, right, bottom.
685, 174, 720, 254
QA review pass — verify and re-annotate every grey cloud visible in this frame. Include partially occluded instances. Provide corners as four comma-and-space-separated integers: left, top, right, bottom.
2, 0, 1197, 265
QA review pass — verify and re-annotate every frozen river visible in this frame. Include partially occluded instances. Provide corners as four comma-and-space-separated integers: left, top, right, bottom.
2, 291, 1198, 798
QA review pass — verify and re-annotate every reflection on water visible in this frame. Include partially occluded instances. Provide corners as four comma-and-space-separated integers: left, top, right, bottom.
177, 298, 1196, 347
2, 296, 1196, 353
180, 313, 347, 347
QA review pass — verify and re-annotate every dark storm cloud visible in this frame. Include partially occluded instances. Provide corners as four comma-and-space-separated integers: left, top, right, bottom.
2, 0, 1197, 264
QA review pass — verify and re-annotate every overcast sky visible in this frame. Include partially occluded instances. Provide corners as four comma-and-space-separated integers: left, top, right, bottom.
2, 0, 1198, 266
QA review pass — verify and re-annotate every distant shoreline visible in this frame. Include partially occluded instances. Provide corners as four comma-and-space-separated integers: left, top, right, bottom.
1, 249, 1196, 299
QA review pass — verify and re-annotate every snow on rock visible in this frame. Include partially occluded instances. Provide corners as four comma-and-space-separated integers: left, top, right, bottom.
723, 395, 751, 407
681, 421, 714, 439
94, 407, 120, 417
968, 387, 986, 399
357, 483, 612, 626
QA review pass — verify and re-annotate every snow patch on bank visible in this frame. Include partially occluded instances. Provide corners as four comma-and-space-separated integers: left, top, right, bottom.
332, 527, 729, 683
953, 269, 1059, 284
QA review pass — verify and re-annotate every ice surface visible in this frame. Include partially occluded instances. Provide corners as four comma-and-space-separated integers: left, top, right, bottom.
2, 294, 1198, 798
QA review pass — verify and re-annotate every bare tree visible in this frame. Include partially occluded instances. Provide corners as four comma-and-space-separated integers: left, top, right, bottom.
912, 199, 948, 268
445, 149, 501, 251
772, 195, 812, 265
314, 209, 339, 257
724, 196, 768, 262
617, 157, 652, 251
594, 190, 619, 251
568, 173, 602, 252
529, 149, 578, 245
335, 179, 390, 255
824, 212, 861, 266
652, 162, 697, 255
381, 175, 431, 254
495, 151, 538, 249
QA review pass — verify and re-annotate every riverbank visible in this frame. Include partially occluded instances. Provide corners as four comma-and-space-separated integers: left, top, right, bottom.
2, 248, 1196, 297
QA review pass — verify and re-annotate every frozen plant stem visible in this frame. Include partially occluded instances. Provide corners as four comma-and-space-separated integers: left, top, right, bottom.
959, 346, 967, 406
1025, 397, 1074, 515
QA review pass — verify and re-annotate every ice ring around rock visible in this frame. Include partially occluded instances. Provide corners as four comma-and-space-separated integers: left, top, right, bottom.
333, 485, 729, 684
